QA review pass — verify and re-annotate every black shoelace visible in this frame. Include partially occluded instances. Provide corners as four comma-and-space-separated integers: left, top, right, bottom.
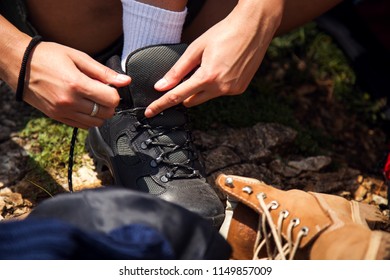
67, 107, 201, 192
118, 107, 201, 181
68, 127, 78, 192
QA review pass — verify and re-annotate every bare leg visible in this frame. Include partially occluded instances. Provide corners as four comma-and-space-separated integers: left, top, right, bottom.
183, 0, 237, 43
136, 0, 187, 11
278, 0, 343, 35
26, 0, 188, 56
25, 0, 123, 55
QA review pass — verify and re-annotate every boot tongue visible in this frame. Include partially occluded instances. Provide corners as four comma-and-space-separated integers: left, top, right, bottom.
124, 44, 193, 173
105, 56, 133, 108
125, 44, 187, 108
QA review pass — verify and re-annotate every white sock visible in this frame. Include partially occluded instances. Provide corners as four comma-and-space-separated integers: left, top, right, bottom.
121, 0, 187, 70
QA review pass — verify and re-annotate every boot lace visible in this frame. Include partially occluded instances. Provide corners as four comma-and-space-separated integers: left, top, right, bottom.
117, 107, 201, 181
253, 192, 309, 260
68, 127, 78, 192
67, 107, 201, 192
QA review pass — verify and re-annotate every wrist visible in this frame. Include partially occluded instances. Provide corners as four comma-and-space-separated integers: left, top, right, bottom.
0, 16, 32, 90
15, 36, 43, 102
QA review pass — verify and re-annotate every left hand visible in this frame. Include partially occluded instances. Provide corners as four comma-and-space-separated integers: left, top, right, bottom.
145, 0, 284, 118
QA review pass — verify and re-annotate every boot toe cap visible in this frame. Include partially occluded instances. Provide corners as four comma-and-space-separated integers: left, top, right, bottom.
159, 184, 225, 229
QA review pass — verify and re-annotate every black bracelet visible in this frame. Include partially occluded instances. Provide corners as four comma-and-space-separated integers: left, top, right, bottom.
15, 35, 43, 102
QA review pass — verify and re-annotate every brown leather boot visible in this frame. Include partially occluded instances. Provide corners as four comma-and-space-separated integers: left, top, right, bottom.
215, 174, 390, 260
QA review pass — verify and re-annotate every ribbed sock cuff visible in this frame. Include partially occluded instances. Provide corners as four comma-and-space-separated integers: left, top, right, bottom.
121, 0, 187, 69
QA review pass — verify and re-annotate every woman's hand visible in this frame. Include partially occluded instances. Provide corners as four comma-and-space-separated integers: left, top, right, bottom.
145, 0, 285, 118
22, 41, 131, 129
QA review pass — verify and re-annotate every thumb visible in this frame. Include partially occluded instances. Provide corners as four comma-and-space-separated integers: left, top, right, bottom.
154, 46, 202, 91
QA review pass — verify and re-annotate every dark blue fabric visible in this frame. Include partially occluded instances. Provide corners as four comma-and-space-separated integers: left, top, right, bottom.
0, 218, 174, 260
27, 187, 231, 260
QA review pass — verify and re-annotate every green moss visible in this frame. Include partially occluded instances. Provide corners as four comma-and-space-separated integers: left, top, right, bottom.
189, 79, 297, 130
19, 116, 87, 173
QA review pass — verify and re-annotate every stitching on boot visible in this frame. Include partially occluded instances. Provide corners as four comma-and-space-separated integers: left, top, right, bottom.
310, 192, 345, 230
350, 200, 369, 227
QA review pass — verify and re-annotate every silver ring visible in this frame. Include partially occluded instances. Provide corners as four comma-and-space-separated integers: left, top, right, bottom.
90, 102, 99, 117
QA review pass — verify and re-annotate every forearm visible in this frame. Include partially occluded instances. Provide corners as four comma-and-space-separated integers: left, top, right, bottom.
218, 0, 284, 51
236, 0, 343, 36
277, 0, 343, 35
0, 15, 31, 90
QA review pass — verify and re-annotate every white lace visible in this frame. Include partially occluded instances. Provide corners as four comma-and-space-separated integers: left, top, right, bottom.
253, 192, 309, 260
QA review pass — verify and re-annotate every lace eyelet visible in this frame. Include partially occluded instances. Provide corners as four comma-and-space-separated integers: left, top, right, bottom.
270, 200, 279, 210
133, 121, 142, 130
300, 226, 309, 236
291, 218, 300, 226
155, 155, 163, 163
225, 177, 234, 187
160, 175, 169, 183
257, 192, 267, 200
141, 139, 152, 150
280, 210, 289, 218
242, 186, 253, 194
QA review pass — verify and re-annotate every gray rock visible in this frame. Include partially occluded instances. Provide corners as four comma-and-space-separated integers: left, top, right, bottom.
0, 125, 10, 142
287, 156, 332, 172
269, 159, 302, 178
203, 146, 241, 175
253, 122, 297, 150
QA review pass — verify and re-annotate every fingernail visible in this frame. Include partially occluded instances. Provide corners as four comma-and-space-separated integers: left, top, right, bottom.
155, 78, 168, 89
116, 74, 130, 82
145, 108, 153, 118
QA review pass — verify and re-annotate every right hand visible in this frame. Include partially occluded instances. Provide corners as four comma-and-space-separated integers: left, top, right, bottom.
23, 41, 131, 129
146, 0, 283, 118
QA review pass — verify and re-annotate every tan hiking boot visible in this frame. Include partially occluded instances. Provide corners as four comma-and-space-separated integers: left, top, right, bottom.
215, 174, 390, 260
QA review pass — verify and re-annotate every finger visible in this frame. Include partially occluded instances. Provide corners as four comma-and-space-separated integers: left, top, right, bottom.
182, 90, 216, 108
69, 52, 127, 108
84, 102, 115, 119
146, 76, 203, 118
55, 92, 116, 119
75, 74, 121, 108
76, 98, 116, 119
69, 112, 105, 128
72, 52, 131, 86
154, 45, 202, 91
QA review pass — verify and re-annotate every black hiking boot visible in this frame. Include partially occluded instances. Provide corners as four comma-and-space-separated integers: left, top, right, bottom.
86, 44, 225, 228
